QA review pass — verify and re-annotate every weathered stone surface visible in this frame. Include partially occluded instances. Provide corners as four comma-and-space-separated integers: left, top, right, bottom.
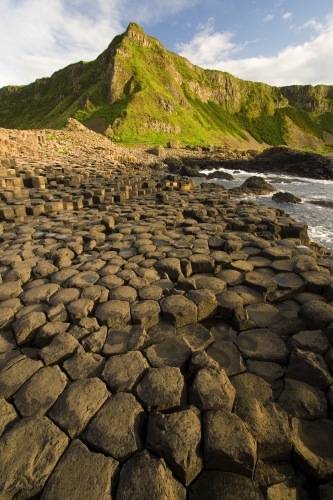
235, 329, 290, 363
67, 298, 94, 320
245, 303, 284, 328
39, 332, 82, 365
206, 341, 246, 376
155, 257, 184, 281
41, 439, 119, 500
49, 377, 109, 438
301, 271, 333, 295
203, 409, 257, 478
146, 406, 203, 486
12, 311, 47, 345
235, 397, 291, 460
13, 365, 67, 417
195, 276, 227, 294
217, 291, 243, 318
245, 360, 285, 382
178, 323, 214, 351
34, 321, 69, 348
145, 337, 192, 369
0, 396, 19, 436
0, 280, 23, 301
245, 271, 278, 294
102, 350, 149, 392
276, 378, 327, 419
292, 418, 333, 481
83, 392, 146, 462
116, 450, 186, 500
189, 470, 263, 500
131, 300, 161, 329
266, 483, 297, 500
0, 416, 69, 499
285, 348, 333, 391
160, 295, 197, 327
188, 254, 215, 274
103, 325, 148, 356
135, 366, 187, 412
95, 300, 131, 328
0, 329, 17, 352
231, 372, 273, 406
20, 283, 60, 305
186, 289, 218, 320
189, 367, 235, 412
299, 300, 333, 330
63, 351, 105, 380
0, 355, 43, 399
287, 329, 330, 355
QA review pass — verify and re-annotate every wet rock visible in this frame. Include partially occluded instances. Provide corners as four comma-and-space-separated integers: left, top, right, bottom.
103, 325, 148, 356
235, 397, 291, 460
13, 365, 67, 417
134, 366, 187, 412
49, 377, 109, 438
272, 191, 302, 204
189, 367, 235, 411
235, 328, 290, 364
285, 348, 333, 391
146, 406, 203, 486
145, 336, 192, 369
203, 409, 257, 478
229, 176, 276, 195
102, 350, 149, 392
0, 416, 69, 499
276, 378, 327, 419
83, 392, 147, 463
116, 450, 186, 500
292, 418, 333, 481
41, 439, 119, 500
206, 341, 246, 376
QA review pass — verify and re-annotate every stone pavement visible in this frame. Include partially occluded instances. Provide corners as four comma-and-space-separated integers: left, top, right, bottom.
1, 138, 333, 499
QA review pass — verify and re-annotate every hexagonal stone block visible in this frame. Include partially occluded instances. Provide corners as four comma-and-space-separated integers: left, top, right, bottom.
49, 378, 109, 438
235, 329, 290, 364
95, 300, 131, 328
134, 366, 187, 412
116, 450, 186, 500
13, 365, 67, 417
40, 439, 119, 500
130, 300, 161, 329
286, 348, 333, 391
0, 417, 69, 499
189, 368, 235, 412
189, 470, 263, 500
235, 397, 291, 461
206, 341, 246, 377
160, 295, 197, 328
203, 409, 257, 478
0, 355, 43, 399
102, 350, 149, 392
145, 337, 192, 369
83, 392, 146, 463
292, 418, 333, 481
146, 406, 203, 486
276, 378, 327, 419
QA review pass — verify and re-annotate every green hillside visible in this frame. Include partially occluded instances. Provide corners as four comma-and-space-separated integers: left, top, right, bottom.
0, 23, 333, 148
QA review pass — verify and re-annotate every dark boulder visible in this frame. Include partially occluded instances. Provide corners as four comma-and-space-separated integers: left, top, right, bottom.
272, 191, 302, 203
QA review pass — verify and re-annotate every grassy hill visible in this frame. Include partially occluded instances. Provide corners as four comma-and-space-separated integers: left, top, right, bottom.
1, 23, 333, 148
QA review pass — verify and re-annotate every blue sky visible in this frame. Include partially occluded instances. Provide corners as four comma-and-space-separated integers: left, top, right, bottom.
1, 0, 332, 88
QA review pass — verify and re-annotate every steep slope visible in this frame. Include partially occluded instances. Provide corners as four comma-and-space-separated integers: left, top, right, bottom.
0, 23, 333, 147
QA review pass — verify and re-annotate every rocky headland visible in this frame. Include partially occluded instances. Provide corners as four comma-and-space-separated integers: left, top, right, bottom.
1, 124, 333, 499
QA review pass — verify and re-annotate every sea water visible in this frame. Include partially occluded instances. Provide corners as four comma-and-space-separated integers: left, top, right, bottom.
199, 168, 333, 251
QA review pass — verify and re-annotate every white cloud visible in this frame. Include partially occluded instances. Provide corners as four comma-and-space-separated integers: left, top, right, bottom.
0, 0, 200, 88
177, 14, 333, 86
282, 12, 292, 20
0, 0, 124, 87
263, 15, 274, 22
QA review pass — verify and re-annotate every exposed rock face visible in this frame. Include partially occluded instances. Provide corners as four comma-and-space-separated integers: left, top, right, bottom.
229, 176, 276, 196
272, 191, 302, 204
0, 133, 333, 499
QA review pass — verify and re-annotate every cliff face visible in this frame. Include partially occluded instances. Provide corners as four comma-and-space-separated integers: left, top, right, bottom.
0, 22, 332, 147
